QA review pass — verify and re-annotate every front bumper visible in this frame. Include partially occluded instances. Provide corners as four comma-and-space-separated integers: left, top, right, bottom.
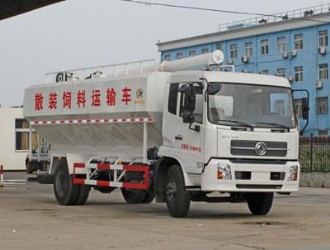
201, 159, 300, 192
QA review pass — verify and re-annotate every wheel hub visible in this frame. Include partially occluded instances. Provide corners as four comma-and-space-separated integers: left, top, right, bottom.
166, 179, 177, 200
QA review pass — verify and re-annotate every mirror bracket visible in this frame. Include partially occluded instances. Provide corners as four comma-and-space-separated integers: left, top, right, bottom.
189, 123, 200, 132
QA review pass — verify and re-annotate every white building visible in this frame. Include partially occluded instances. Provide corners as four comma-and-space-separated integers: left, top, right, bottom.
0, 107, 33, 171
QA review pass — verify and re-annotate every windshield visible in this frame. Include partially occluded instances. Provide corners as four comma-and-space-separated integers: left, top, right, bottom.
207, 82, 296, 129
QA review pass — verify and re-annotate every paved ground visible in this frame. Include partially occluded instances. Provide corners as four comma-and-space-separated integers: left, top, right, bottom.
0, 172, 330, 250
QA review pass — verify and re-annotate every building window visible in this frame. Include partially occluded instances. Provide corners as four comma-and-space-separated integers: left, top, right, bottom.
202, 48, 209, 54
319, 130, 328, 136
164, 54, 171, 61
188, 50, 196, 57
276, 68, 286, 77
294, 34, 303, 50
261, 39, 269, 55
245, 42, 253, 57
294, 66, 303, 82
259, 69, 269, 75
319, 63, 328, 80
15, 119, 39, 151
274, 100, 285, 115
230, 44, 237, 58
176, 52, 183, 60
293, 99, 302, 118
277, 37, 287, 53
216, 42, 222, 51
316, 97, 328, 114
319, 30, 328, 47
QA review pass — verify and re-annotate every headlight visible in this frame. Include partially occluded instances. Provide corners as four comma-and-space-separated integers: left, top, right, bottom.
287, 165, 298, 181
217, 164, 232, 180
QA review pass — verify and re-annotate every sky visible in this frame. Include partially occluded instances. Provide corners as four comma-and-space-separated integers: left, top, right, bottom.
0, 0, 329, 106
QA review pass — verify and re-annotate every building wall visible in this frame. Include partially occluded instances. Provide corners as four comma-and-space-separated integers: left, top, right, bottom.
158, 8, 330, 136
0, 107, 27, 170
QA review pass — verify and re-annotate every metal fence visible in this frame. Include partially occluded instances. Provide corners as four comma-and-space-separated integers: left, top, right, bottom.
299, 135, 330, 172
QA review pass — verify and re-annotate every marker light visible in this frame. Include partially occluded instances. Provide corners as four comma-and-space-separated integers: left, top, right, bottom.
287, 166, 298, 181
217, 164, 232, 180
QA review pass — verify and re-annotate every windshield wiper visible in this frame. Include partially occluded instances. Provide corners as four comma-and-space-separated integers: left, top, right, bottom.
255, 122, 290, 129
217, 119, 255, 129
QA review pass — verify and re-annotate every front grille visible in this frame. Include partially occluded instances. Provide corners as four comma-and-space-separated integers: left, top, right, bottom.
236, 184, 282, 189
235, 171, 251, 180
229, 159, 288, 164
235, 171, 285, 180
231, 140, 287, 157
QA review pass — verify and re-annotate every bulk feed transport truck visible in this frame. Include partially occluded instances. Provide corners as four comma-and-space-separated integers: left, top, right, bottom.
23, 51, 309, 217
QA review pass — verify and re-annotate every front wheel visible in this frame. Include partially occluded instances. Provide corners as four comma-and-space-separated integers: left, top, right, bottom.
165, 165, 190, 218
247, 192, 274, 215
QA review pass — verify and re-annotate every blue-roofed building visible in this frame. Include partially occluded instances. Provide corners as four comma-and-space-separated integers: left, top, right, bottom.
157, 4, 330, 136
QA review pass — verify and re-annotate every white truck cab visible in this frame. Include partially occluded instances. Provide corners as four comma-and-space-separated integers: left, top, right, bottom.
23, 51, 309, 217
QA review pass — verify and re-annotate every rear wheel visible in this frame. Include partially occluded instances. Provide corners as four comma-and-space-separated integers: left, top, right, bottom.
121, 188, 147, 204
53, 165, 79, 205
247, 192, 274, 215
75, 185, 90, 205
165, 165, 190, 218
141, 188, 155, 204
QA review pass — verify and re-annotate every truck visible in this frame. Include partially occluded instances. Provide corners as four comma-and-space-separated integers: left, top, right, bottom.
25, 142, 51, 174
23, 50, 309, 217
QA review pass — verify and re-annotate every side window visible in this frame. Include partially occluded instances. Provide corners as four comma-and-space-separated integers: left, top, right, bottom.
179, 84, 203, 124
168, 83, 179, 115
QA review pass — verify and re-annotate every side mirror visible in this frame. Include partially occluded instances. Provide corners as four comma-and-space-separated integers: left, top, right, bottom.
293, 89, 310, 135
207, 82, 222, 95
301, 97, 309, 120
182, 85, 196, 123
183, 113, 195, 123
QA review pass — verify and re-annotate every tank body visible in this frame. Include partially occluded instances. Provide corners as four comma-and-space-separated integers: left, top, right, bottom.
23, 71, 171, 160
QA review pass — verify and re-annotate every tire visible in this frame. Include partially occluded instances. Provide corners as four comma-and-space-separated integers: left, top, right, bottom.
53, 165, 79, 205
26, 160, 33, 174
36, 173, 53, 184
141, 189, 155, 204
247, 192, 274, 215
165, 165, 190, 218
121, 188, 146, 204
75, 185, 90, 205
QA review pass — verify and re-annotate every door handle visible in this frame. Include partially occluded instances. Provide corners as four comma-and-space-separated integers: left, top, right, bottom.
175, 135, 183, 140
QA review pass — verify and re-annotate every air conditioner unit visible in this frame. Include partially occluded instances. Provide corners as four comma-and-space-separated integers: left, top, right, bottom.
287, 76, 294, 82
227, 59, 234, 65
282, 52, 289, 59
290, 50, 297, 57
241, 56, 249, 63
319, 46, 327, 55
316, 80, 323, 89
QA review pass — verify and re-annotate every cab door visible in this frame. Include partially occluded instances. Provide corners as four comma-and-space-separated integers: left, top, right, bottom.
173, 83, 205, 175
